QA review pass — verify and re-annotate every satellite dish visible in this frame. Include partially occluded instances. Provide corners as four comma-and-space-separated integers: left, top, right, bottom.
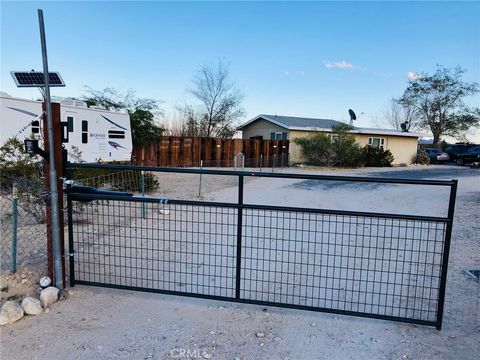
348, 109, 357, 121
400, 120, 410, 132
348, 109, 357, 126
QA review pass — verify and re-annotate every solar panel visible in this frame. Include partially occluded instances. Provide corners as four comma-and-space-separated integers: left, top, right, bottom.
11, 71, 65, 87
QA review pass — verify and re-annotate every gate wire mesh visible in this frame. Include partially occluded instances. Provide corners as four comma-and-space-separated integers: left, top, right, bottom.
70, 199, 237, 297
67, 165, 456, 329
242, 210, 446, 323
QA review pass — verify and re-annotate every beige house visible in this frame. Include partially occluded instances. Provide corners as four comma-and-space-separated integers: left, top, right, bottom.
238, 114, 420, 165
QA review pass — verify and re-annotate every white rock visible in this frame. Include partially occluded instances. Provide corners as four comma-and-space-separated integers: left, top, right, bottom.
40, 286, 59, 308
255, 332, 265, 338
21, 296, 43, 315
0, 301, 24, 326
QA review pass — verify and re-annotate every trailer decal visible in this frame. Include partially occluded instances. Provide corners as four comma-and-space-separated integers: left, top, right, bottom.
100, 114, 128, 130
6, 106, 39, 118
108, 141, 126, 150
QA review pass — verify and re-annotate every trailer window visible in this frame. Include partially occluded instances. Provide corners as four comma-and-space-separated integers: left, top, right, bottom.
67, 116, 74, 132
108, 130, 125, 139
81, 120, 88, 143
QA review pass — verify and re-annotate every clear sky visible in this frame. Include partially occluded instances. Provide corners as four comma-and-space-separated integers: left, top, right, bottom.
1, 1, 479, 140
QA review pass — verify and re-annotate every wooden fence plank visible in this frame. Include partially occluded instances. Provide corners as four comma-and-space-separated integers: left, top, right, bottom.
133, 136, 290, 167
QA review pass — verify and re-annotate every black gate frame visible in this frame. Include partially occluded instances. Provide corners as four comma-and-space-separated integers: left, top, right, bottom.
66, 164, 457, 330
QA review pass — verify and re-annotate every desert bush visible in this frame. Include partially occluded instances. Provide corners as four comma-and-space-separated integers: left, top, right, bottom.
293, 133, 333, 166
0, 138, 46, 223
415, 149, 430, 165
294, 124, 363, 167
361, 146, 394, 167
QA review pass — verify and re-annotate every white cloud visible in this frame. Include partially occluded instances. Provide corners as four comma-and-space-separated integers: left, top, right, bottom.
407, 71, 421, 81
324, 60, 355, 70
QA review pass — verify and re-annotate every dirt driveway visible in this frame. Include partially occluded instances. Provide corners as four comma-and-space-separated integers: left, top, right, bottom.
1, 165, 479, 360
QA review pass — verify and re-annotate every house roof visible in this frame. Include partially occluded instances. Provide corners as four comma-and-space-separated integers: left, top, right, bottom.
238, 114, 420, 138
238, 114, 343, 131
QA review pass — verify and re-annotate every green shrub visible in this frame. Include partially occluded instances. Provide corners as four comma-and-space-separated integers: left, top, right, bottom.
293, 133, 333, 166
361, 146, 394, 167
294, 124, 363, 167
415, 149, 430, 165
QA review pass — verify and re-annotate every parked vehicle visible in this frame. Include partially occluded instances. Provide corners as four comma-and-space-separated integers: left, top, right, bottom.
1, 92, 133, 163
444, 143, 478, 161
455, 147, 480, 166
424, 148, 449, 163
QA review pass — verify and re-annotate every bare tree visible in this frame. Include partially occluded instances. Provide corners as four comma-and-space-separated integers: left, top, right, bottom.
381, 99, 418, 131
180, 60, 245, 138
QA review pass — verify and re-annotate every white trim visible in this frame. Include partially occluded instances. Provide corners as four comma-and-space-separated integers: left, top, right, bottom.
238, 115, 289, 130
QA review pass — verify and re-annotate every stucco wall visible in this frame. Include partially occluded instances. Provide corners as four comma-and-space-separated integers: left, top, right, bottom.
288, 131, 418, 165
354, 134, 418, 164
240, 119, 287, 140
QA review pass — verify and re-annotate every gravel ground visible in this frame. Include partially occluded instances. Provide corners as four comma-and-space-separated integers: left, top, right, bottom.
1, 164, 479, 360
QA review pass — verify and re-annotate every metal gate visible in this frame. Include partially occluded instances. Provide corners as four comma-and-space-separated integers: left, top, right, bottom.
66, 164, 457, 330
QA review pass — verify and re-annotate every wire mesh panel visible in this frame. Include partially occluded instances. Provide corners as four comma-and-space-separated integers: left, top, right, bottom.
70, 198, 237, 298
241, 209, 447, 325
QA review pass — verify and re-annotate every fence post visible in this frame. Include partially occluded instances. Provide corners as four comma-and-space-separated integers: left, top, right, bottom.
66, 183, 75, 286
272, 154, 276, 173
198, 160, 203, 197
235, 175, 244, 299
281, 152, 285, 169
436, 179, 458, 330
242, 154, 245, 168
11, 184, 18, 273
233, 155, 237, 169
140, 171, 146, 219
260, 154, 263, 172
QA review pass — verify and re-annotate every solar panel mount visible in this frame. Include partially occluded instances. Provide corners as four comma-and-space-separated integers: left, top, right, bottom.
11, 71, 65, 87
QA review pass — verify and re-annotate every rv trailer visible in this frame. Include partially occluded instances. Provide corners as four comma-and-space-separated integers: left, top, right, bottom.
0, 92, 133, 163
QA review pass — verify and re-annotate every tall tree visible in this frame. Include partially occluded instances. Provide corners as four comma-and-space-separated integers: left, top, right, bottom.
83, 87, 164, 145
398, 66, 479, 144
180, 60, 245, 138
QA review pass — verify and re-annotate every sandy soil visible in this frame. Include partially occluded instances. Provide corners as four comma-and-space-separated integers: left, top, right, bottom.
1, 165, 479, 360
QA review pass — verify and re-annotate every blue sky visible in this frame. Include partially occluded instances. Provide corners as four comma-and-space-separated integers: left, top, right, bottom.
1, 1, 479, 139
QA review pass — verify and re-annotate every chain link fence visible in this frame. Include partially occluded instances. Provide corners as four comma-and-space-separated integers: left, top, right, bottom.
1, 171, 48, 274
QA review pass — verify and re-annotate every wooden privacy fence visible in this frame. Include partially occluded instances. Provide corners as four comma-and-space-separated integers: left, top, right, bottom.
132, 136, 289, 167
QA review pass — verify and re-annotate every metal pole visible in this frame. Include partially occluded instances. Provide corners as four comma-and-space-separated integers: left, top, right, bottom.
242, 154, 245, 168
435, 179, 458, 330
235, 175, 244, 299
38, 9, 63, 297
272, 154, 276, 173
198, 160, 203, 197
11, 185, 18, 273
260, 154, 263, 172
140, 170, 145, 218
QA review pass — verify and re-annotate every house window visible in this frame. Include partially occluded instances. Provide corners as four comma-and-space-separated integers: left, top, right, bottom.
81, 120, 88, 143
66, 116, 74, 132
328, 134, 339, 143
270, 132, 287, 140
368, 137, 385, 150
